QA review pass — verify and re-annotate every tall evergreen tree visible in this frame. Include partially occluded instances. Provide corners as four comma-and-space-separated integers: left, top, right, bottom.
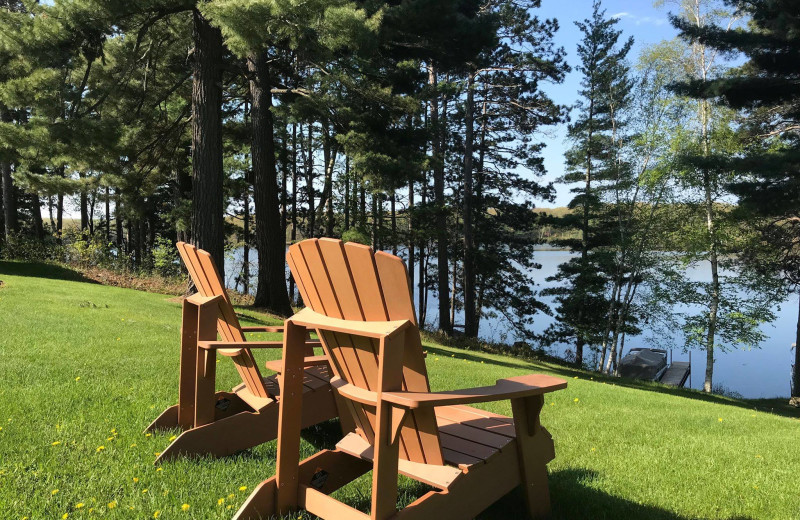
544, 0, 633, 367
672, 0, 800, 397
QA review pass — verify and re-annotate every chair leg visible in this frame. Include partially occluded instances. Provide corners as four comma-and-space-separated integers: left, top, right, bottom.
511, 395, 553, 520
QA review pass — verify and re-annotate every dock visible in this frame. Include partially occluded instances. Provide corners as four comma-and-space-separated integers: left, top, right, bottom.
659, 361, 690, 387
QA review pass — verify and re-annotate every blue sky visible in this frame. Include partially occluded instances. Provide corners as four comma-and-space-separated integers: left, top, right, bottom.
534, 0, 682, 207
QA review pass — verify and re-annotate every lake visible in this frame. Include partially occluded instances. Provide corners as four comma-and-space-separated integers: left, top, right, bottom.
225, 247, 793, 399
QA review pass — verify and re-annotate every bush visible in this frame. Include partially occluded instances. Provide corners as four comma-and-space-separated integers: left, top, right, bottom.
341, 227, 371, 245
152, 236, 181, 277
0, 233, 63, 262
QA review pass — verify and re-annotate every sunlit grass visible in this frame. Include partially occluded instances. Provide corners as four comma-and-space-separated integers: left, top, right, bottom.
1, 260, 798, 519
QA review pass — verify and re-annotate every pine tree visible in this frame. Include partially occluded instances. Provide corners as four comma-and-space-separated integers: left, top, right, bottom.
672, 0, 800, 396
544, 0, 633, 367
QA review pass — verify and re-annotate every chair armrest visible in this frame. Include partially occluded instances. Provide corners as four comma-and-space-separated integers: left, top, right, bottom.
381, 374, 567, 409
197, 341, 283, 350
241, 325, 284, 333
290, 307, 412, 339
265, 355, 329, 373
185, 293, 224, 307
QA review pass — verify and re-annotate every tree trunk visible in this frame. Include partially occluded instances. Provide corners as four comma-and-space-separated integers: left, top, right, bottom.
306, 124, 315, 238
344, 156, 350, 230
1, 105, 17, 240
289, 122, 298, 303
105, 186, 111, 242
56, 192, 64, 245
248, 50, 292, 316
390, 191, 397, 256
242, 185, 250, 295
429, 64, 451, 335
115, 193, 123, 250
190, 8, 225, 272
793, 293, 800, 398
30, 193, 44, 240
463, 70, 477, 337
408, 178, 415, 292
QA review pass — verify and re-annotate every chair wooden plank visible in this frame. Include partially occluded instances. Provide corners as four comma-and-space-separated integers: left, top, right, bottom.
287, 245, 322, 311
434, 406, 516, 438
374, 251, 417, 325
298, 239, 343, 318
436, 415, 514, 450
343, 243, 390, 321
442, 448, 483, 467
438, 432, 497, 461
318, 238, 365, 320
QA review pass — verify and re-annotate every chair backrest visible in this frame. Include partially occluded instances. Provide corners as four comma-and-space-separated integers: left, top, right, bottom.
287, 238, 444, 466
176, 242, 269, 399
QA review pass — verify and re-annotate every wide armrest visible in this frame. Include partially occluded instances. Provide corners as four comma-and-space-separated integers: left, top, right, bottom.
265, 355, 330, 373
290, 307, 412, 339
198, 341, 283, 350
185, 293, 224, 307
382, 374, 567, 409
241, 325, 284, 333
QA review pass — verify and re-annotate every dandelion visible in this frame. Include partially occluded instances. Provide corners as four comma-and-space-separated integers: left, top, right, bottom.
227, 493, 235, 499
573, 398, 579, 403
133, 477, 139, 483
116, 338, 120, 341
142, 489, 148, 494
590, 447, 596, 452
107, 501, 117, 509
96, 446, 105, 453
181, 504, 190, 511
52, 441, 61, 446
107, 437, 114, 441
218, 498, 225, 506
154, 452, 160, 457
718, 418, 723, 422
75, 503, 84, 509
52, 489, 59, 495
550, 402, 555, 406
168, 435, 177, 441
153, 511, 161, 519
156, 468, 163, 472
145, 433, 152, 437
62, 514, 68, 519
130, 443, 137, 447
755, 454, 762, 459
0, 427, 3, 431
75, 377, 80, 382
573, 376, 578, 379
239, 486, 248, 492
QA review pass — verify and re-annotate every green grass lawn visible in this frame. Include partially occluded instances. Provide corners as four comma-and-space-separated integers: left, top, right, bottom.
1, 260, 798, 520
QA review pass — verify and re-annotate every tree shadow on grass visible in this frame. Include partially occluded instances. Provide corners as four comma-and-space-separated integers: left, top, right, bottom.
0, 260, 98, 284
480, 468, 754, 520
423, 344, 800, 420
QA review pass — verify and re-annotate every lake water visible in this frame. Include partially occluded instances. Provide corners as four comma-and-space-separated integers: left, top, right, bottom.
225, 247, 794, 399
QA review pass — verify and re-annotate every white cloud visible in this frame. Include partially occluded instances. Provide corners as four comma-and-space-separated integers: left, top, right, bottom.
611, 12, 667, 26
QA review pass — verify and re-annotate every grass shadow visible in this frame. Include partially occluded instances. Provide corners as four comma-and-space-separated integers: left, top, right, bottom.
422, 344, 800, 420
0, 260, 98, 283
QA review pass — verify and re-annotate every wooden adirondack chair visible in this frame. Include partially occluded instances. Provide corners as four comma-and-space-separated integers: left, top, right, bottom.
234, 238, 567, 520
145, 242, 340, 463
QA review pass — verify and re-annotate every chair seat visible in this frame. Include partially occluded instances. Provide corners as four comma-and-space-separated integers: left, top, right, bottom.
435, 405, 516, 468
232, 364, 333, 409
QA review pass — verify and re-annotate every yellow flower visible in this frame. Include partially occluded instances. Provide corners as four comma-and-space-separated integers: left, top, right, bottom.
107, 501, 117, 509
107, 437, 114, 441
96, 446, 105, 453
75, 503, 84, 509
718, 418, 723, 422
239, 486, 247, 492
218, 498, 225, 506
154, 452, 161, 457
75, 377, 80, 382
573, 376, 578, 379
62, 514, 68, 519
156, 468, 163, 472
116, 338, 120, 341
133, 477, 139, 483
573, 398, 579, 403
51, 441, 61, 446
227, 494, 235, 499
145, 433, 152, 437
590, 447, 596, 452
550, 402, 555, 406
153, 511, 161, 519
142, 489, 148, 494
755, 454, 762, 459
130, 443, 137, 448
181, 504, 190, 511
51, 489, 59, 495
168, 435, 177, 441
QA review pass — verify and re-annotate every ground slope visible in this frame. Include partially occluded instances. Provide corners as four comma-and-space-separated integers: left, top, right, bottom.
0, 261, 797, 519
